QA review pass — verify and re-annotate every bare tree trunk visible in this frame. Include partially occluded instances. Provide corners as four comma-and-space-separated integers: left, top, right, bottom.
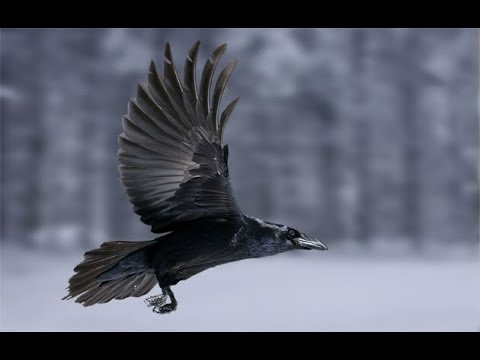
82, 29, 108, 248
320, 103, 342, 241
298, 90, 342, 241
350, 29, 373, 245
254, 109, 275, 219
444, 28, 479, 245
398, 30, 423, 249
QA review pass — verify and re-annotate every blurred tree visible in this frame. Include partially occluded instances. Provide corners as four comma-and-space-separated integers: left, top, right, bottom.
101, 28, 154, 241
1, 29, 46, 247
1, 28, 478, 253
398, 30, 423, 248
35, 29, 105, 249
350, 28, 373, 245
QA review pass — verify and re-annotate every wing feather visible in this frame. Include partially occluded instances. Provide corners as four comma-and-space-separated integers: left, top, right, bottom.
118, 42, 243, 234
212, 60, 237, 131
199, 44, 227, 132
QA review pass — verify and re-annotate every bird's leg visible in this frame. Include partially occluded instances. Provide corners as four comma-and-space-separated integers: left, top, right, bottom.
145, 286, 177, 314
156, 287, 177, 314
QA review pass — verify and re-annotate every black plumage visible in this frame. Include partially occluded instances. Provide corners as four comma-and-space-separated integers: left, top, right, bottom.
64, 41, 327, 314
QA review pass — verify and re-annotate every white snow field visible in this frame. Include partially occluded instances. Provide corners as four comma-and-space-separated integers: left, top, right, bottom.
1, 245, 479, 332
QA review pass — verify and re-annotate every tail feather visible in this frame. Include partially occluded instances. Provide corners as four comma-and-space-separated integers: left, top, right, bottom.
63, 240, 158, 306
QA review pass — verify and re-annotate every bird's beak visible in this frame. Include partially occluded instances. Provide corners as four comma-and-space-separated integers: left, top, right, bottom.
294, 234, 328, 251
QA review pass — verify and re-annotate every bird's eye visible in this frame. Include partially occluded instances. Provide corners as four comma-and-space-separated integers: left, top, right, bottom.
288, 229, 296, 238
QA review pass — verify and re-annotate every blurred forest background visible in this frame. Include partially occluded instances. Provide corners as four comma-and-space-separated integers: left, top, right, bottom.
1, 28, 479, 253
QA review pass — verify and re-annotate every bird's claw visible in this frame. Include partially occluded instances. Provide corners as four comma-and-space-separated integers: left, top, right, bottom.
152, 303, 177, 314
144, 294, 177, 314
144, 294, 167, 308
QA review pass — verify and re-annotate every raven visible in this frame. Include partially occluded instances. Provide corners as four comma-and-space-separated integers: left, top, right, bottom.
64, 41, 328, 314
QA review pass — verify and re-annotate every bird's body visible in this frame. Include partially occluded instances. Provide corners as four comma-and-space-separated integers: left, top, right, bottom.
149, 219, 245, 285
64, 41, 327, 314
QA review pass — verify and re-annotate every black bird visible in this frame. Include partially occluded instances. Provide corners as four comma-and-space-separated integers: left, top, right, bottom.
64, 41, 328, 314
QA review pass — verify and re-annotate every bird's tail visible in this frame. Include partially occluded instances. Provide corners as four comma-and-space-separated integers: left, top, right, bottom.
63, 240, 158, 306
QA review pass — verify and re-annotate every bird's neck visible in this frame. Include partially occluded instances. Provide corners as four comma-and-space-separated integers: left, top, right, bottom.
232, 215, 286, 258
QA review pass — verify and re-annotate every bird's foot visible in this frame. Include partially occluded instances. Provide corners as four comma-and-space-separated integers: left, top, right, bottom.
144, 294, 167, 308
153, 302, 177, 314
144, 293, 177, 314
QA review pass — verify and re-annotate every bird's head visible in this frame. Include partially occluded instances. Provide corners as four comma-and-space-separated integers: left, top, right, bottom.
243, 216, 328, 257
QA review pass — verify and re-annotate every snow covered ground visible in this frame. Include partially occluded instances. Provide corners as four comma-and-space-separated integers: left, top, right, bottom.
1, 245, 479, 331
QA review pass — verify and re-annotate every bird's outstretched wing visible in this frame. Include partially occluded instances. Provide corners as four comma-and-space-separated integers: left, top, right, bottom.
118, 41, 243, 233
